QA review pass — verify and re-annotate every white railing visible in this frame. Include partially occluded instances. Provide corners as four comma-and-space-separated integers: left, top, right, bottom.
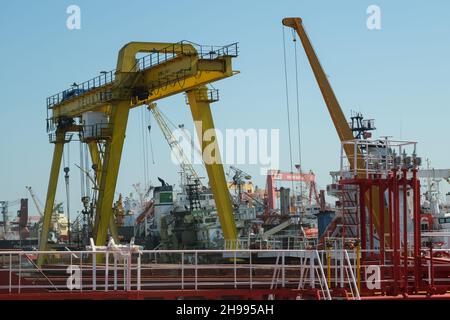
1, 248, 447, 299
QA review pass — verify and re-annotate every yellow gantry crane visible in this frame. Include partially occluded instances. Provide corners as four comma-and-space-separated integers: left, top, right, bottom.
40, 41, 239, 264
282, 17, 389, 238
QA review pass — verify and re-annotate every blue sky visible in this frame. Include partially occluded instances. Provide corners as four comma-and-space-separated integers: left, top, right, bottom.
1, 0, 449, 217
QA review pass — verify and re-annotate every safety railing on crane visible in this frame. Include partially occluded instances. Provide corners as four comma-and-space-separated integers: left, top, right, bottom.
46, 70, 115, 109
45, 41, 238, 110
339, 138, 419, 179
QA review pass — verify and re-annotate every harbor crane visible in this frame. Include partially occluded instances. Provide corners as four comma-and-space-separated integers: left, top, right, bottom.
282, 17, 390, 238
148, 103, 203, 186
25, 186, 43, 217
41, 41, 239, 263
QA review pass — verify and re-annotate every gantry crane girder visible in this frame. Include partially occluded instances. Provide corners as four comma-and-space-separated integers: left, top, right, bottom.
282, 18, 390, 238
40, 41, 239, 263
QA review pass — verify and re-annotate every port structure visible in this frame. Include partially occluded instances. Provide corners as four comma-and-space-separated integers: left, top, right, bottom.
282, 18, 390, 244
41, 41, 239, 263
337, 138, 426, 296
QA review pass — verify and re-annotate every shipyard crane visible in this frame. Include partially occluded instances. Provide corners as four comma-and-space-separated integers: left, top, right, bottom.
40, 41, 239, 263
25, 186, 43, 217
228, 166, 252, 204
148, 103, 203, 186
265, 169, 318, 214
282, 17, 390, 238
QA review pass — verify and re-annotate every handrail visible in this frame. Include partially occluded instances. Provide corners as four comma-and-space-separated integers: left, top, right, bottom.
46, 41, 238, 109
2, 248, 448, 298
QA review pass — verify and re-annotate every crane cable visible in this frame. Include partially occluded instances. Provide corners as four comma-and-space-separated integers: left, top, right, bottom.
63, 142, 71, 241
84, 143, 91, 198
140, 107, 148, 189
282, 26, 295, 192
147, 110, 156, 165
157, 106, 203, 159
292, 29, 305, 211
79, 140, 86, 197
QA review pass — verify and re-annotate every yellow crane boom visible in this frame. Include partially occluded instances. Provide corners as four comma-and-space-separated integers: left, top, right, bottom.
282, 17, 389, 238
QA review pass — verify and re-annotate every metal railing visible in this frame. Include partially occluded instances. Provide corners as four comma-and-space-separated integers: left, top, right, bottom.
47, 71, 115, 109
0, 249, 348, 299
80, 123, 112, 141
46, 41, 238, 109
3, 247, 447, 298
340, 138, 418, 179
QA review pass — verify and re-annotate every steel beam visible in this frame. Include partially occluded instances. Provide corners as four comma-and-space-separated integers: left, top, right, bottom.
186, 87, 238, 245
87, 141, 119, 242
93, 101, 130, 246
38, 133, 65, 265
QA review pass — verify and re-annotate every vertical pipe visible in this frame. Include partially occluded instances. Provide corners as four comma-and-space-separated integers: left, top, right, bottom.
114, 256, 117, 291
429, 245, 434, 289
127, 254, 132, 291
195, 251, 198, 290
92, 252, 96, 290
378, 180, 385, 291
137, 254, 141, 291
388, 177, 393, 260
18, 254, 21, 294
105, 252, 109, 292
310, 251, 315, 288
9, 254, 11, 293
393, 170, 400, 289
326, 247, 331, 288
369, 185, 374, 256
181, 252, 184, 290
359, 186, 367, 259
234, 250, 237, 289
340, 248, 344, 288
80, 253, 83, 292
379, 180, 385, 264
412, 169, 421, 291
402, 169, 408, 291
249, 251, 253, 289
282, 251, 286, 288
356, 245, 361, 293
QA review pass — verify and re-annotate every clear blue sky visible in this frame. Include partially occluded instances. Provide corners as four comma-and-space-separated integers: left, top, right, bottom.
1, 0, 449, 217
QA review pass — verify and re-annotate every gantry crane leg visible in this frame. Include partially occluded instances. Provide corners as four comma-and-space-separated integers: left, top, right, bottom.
87, 141, 119, 242
38, 133, 65, 265
186, 87, 238, 245
93, 101, 130, 246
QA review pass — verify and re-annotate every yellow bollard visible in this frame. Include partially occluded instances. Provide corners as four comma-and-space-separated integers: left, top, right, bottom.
327, 246, 332, 288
